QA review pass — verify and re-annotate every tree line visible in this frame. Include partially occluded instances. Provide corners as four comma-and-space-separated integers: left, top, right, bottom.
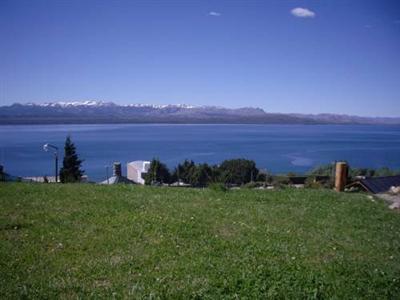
144, 158, 260, 187
54, 136, 261, 185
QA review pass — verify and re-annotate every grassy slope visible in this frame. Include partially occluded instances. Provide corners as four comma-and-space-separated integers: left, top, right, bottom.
1, 183, 400, 299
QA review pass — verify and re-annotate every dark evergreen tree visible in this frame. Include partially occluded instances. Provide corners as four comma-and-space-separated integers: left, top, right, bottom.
210, 164, 221, 183
172, 160, 196, 184
190, 163, 213, 187
144, 158, 171, 185
59, 135, 84, 183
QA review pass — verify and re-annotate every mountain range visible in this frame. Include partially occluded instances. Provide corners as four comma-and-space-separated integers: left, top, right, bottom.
1, 101, 399, 125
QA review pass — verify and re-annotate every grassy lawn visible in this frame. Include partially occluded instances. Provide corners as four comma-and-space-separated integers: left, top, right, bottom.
1, 183, 400, 299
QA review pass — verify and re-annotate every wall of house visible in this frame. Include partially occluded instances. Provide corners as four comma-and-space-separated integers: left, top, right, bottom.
127, 161, 150, 185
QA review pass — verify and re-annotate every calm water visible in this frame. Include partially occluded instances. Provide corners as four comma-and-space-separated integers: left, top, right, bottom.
1, 124, 400, 181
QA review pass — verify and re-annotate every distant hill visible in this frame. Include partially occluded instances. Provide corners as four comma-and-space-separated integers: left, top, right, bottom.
0, 101, 399, 125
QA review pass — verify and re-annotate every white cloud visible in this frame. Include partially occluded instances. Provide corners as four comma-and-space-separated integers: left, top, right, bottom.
291, 7, 316, 18
208, 11, 221, 17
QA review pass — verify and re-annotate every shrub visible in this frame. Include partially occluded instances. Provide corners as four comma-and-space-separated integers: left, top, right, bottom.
218, 159, 259, 185
304, 177, 323, 189
308, 164, 335, 177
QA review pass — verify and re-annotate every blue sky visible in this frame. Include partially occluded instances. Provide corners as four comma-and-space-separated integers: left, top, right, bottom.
1, 0, 399, 116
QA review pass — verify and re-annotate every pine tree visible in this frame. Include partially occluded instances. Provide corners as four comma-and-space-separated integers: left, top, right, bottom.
59, 135, 84, 183
144, 158, 170, 185
172, 160, 195, 184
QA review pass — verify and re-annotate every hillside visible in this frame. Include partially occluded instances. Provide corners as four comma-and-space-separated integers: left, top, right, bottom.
1, 101, 400, 124
1, 183, 400, 298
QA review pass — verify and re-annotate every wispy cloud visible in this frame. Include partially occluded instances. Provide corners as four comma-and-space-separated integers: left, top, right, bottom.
208, 11, 221, 17
291, 7, 316, 18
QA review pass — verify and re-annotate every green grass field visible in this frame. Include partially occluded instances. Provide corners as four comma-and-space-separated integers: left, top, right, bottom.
1, 183, 400, 299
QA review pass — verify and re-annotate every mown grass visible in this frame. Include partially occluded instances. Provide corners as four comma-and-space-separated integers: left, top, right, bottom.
1, 183, 400, 299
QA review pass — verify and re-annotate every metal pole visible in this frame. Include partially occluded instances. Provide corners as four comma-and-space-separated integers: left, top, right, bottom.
43, 143, 59, 183
106, 166, 109, 184
177, 165, 180, 186
55, 153, 58, 183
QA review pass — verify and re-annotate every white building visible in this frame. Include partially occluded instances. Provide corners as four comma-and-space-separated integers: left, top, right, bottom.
127, 160, 151, 184
100, 162, 133, 185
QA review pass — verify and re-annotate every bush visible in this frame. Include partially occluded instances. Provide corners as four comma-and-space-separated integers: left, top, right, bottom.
308, 164, 335, 176
218, 159, 259, 185
269, 176, 290, 189
304, 177, 323, 189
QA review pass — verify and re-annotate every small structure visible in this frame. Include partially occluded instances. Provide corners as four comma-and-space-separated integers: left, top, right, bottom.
347, 175, 400, 194
100, 162, 134, 185
23, 176, 57, 183
127, 160, 150, 185
170, 181, 191, 187
23, 175, 87, 183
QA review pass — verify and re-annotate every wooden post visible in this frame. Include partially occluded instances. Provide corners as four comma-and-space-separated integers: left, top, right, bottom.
335, 162, 348, 192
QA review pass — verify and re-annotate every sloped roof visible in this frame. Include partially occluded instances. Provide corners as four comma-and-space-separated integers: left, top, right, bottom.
358, 175, 400, 194
0, 172, 20, 182
99, 176, 134, 185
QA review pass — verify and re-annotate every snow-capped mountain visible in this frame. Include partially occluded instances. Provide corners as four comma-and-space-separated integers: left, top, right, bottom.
27, 100, 198, 109
1, 101, 399, 125
37, 100, 114, 107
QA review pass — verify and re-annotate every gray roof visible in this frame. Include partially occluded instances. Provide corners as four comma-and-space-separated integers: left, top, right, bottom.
356, 175, 400, 194
99, 176, 135, 185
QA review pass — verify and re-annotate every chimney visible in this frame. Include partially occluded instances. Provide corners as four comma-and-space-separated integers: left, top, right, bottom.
113, 162, 122, 177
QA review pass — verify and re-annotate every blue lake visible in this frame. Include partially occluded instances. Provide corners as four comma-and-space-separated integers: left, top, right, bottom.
0, 124, 399, 182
